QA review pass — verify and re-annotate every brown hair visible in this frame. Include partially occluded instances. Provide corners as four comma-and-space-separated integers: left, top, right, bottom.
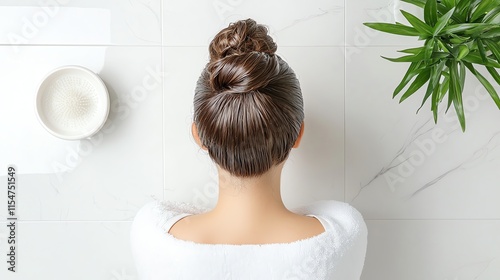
194, 18, 304, 177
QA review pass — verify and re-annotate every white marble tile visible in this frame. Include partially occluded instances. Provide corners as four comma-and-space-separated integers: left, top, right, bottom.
0, 221, 137, 279
362, 220, 500, 280
279, 47, 345, 207
345, 47, 500, 219
162, 0, 343, 46
163, 46, 344, 209
346, 0, 424, 47
0, 46, 163, 220
0, 0, 161, 46
162, 46, 214, 207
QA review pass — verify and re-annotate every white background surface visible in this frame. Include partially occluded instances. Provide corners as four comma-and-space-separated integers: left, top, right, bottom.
0, 0, 499, 279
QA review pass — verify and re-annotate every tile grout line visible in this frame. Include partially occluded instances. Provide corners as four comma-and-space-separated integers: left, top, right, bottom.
160, 1, 166, 203
0, 44, 163, 47
8, 221, 134, 223
0, 44, 410, 49
6, 219, 500, 223
160, 0, 164, 47
161, 0, 165, 202
343, 0, 347, 203
0, 44, 356, 48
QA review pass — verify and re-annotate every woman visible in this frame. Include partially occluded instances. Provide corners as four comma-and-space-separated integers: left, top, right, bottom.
131, 18, 367, 279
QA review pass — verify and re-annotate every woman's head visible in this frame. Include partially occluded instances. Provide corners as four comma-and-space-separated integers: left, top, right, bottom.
193, 18, 304, 177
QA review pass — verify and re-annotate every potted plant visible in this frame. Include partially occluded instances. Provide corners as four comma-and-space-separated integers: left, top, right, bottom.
364, 0, 500, 131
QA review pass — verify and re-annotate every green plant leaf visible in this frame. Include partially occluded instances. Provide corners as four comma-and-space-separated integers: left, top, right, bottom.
439, 76, 450, 103
424, 0, 438, 26
419, 60, 446, 112
424, 39, 436, 62
401, 0, 426, 8
401, 10, 433, 36
456, 44, 470, 60
486, 66, 500, 84
465, 62, 500, 109
437, 39, 452, 53
477, 38, 488, 63
446, 80, 454, 113
437, 4, 464, 23
393, 61, 423, 97
434, 7, 457, 36
432, 52, 452, 59
398, 46, 425, 54
462, 52, 500, 67
481, 27, 500, 38
486, 67, 500, 109
454, 0, 470, 22
455, 0, 469, 13
449, 33, 471, 44
400, 68, 432, 103
382, 52, 425, 62
363, 23, 421, 36
433, 75, 450, 123
463, 23, 499, 36
483, 39, 500, 63
431, 84, 440, 123
455, 0, 471, 16
483, 6, 500, 23
467, 0, 484, 20
439, 71, 450, 101
471, 0, 500, 22
441, 0, 456, 9
440, 23, 485, 35
459, 61, 466, 91
449, 61, 466, 131
420, 79, 436, 112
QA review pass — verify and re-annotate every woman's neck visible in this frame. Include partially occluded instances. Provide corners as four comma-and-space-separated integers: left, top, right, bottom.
208, 164, 293, 224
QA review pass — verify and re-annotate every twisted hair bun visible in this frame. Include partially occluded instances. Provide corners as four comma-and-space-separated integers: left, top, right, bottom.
207, 19, 279, 94
209, 18, 277, 61
194, 19, 304, 177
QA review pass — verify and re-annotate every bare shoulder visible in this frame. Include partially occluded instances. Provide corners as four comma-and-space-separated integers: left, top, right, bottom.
288, 213, 326, 239
167, 214, 201, 240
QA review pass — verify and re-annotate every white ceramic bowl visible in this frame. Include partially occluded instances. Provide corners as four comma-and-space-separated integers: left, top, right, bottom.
35, 66, 110, 140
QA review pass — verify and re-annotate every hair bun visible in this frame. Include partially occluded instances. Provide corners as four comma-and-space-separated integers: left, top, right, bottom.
209, 18, 277, 61
206, 19, 279, 93
207, 52, 279, 93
